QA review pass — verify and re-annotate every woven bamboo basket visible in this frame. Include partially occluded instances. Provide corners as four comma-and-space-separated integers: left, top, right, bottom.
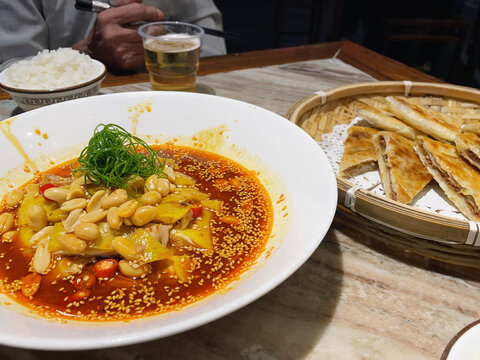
286, 81, 480, 267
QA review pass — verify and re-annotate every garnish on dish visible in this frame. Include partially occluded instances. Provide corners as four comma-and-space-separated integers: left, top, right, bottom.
0, 124, 273, 321
73, 124, 166, 191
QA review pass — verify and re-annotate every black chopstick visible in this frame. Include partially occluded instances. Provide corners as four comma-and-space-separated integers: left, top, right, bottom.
202, 27, 239, 40
74, 0, 240, 40
75, 0, 110, 12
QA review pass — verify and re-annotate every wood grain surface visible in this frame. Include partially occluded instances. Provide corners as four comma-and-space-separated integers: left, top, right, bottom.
0, 41, 440, 101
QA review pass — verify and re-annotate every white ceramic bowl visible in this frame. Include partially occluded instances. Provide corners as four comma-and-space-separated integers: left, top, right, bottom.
0, 59, 106, 111
442, 320, 480, 360
0, 92, 337, 350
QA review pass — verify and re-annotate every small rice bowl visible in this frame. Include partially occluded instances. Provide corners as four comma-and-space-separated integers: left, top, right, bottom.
3, 48, 103, 90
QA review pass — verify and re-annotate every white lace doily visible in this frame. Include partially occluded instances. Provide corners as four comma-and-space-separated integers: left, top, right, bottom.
318, 118, 466, 220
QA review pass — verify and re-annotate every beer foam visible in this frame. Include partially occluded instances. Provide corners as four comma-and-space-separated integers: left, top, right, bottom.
145, 35, 200, 53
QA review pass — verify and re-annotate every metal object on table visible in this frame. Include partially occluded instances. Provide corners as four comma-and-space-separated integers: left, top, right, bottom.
74, 0, 240, 40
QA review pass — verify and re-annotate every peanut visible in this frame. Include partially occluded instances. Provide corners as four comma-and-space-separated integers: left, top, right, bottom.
63, 209, 85, 233
60, 198, 87, 212
157, 178, 170, 196
164, 165, 176, 182
67, 182, 85, 200
20, 273, 42, 297
118, 259, 151, 278
43, 187, 69, 203
145, 174, 158, 192
2, 230, 18, 242
74, 223, 100, 241
5, 189, 24, 207
131, 205, 156, 227
100, 189, 128, 209
141, 191, 161, 206
29, 226, 52, 246
0, 213, 14, 234
32, 238, 51, 274
86, 190, 106, 213
118, 199, 138, 218
58, 234, 87, 253
107, 207, 123, 229
80, 209, 107, 223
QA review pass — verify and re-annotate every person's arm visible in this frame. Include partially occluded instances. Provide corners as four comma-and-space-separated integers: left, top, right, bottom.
0, 0, 49, 64
72, 1, 164, 70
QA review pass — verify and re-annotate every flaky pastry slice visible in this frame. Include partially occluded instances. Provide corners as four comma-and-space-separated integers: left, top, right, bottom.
386, 96, 462, 143
339, 126, 378, 178
354, 95, 393, 115
415, 136, 480, 221
461, 119, 480, 135
354, 101, 423, 140
374, 132, 431, 204
454, 132, 480, 171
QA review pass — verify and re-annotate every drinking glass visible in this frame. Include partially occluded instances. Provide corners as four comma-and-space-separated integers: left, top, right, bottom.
138, 22, 204, 92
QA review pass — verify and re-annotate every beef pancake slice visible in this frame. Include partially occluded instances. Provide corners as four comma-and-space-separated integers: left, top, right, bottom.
374, 131, 432, 204
386, 96, 462, 143
415, 136, 480, 221
462, 119, 480, 136
339, 126, 379, 178
354, 101, 423, 140
455, 132, 480, 171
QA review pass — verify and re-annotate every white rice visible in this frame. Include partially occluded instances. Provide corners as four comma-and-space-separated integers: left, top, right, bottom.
3, 48, 102, 90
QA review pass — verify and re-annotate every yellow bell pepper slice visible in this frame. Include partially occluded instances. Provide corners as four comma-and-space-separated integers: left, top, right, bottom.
18, 226, 35, 246
48, 222, 66, 253
17, 191, 45, 226
173, 209, 213, 250
174, 173, 196, 187
201, 199, 222, 212
155, 202, 192, 224
161, 188, 209, 204
44, 202, 68, 223
172, 255, 193, 282
129, 228, 172, 263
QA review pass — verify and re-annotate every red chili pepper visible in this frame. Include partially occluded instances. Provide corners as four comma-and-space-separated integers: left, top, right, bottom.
73, 271, 96, 290
94, 259, 118, 278
67, 289, 91, 302
191, 203, 203, 218
39, 183, 57, 200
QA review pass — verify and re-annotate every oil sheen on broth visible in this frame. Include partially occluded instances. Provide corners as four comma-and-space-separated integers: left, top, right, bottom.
0, 144, 273, 321
144, 35, 200, 92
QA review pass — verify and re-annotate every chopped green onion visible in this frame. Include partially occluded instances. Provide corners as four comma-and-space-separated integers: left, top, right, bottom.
73, 124, 165, 190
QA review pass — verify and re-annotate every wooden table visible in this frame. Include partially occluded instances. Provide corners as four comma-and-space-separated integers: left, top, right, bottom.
0, 41, 476, 359
0, 41, 440, 102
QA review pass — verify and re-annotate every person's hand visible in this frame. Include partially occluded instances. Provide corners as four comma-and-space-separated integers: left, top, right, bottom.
76, 0, 164, 70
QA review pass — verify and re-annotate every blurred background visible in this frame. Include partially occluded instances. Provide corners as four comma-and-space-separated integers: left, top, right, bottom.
214, 0, 480, 88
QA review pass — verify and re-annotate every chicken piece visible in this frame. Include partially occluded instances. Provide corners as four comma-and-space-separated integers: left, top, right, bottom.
178, 209, 193, 229
169, 230, 195, 247
145, 224, 173, 247
39, 174, 73, 186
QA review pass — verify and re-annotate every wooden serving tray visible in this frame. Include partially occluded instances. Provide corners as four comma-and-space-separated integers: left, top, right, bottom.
286, 81, 480, 267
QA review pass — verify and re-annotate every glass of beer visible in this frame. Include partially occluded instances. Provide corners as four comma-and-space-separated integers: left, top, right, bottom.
138, 22, 204, 92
